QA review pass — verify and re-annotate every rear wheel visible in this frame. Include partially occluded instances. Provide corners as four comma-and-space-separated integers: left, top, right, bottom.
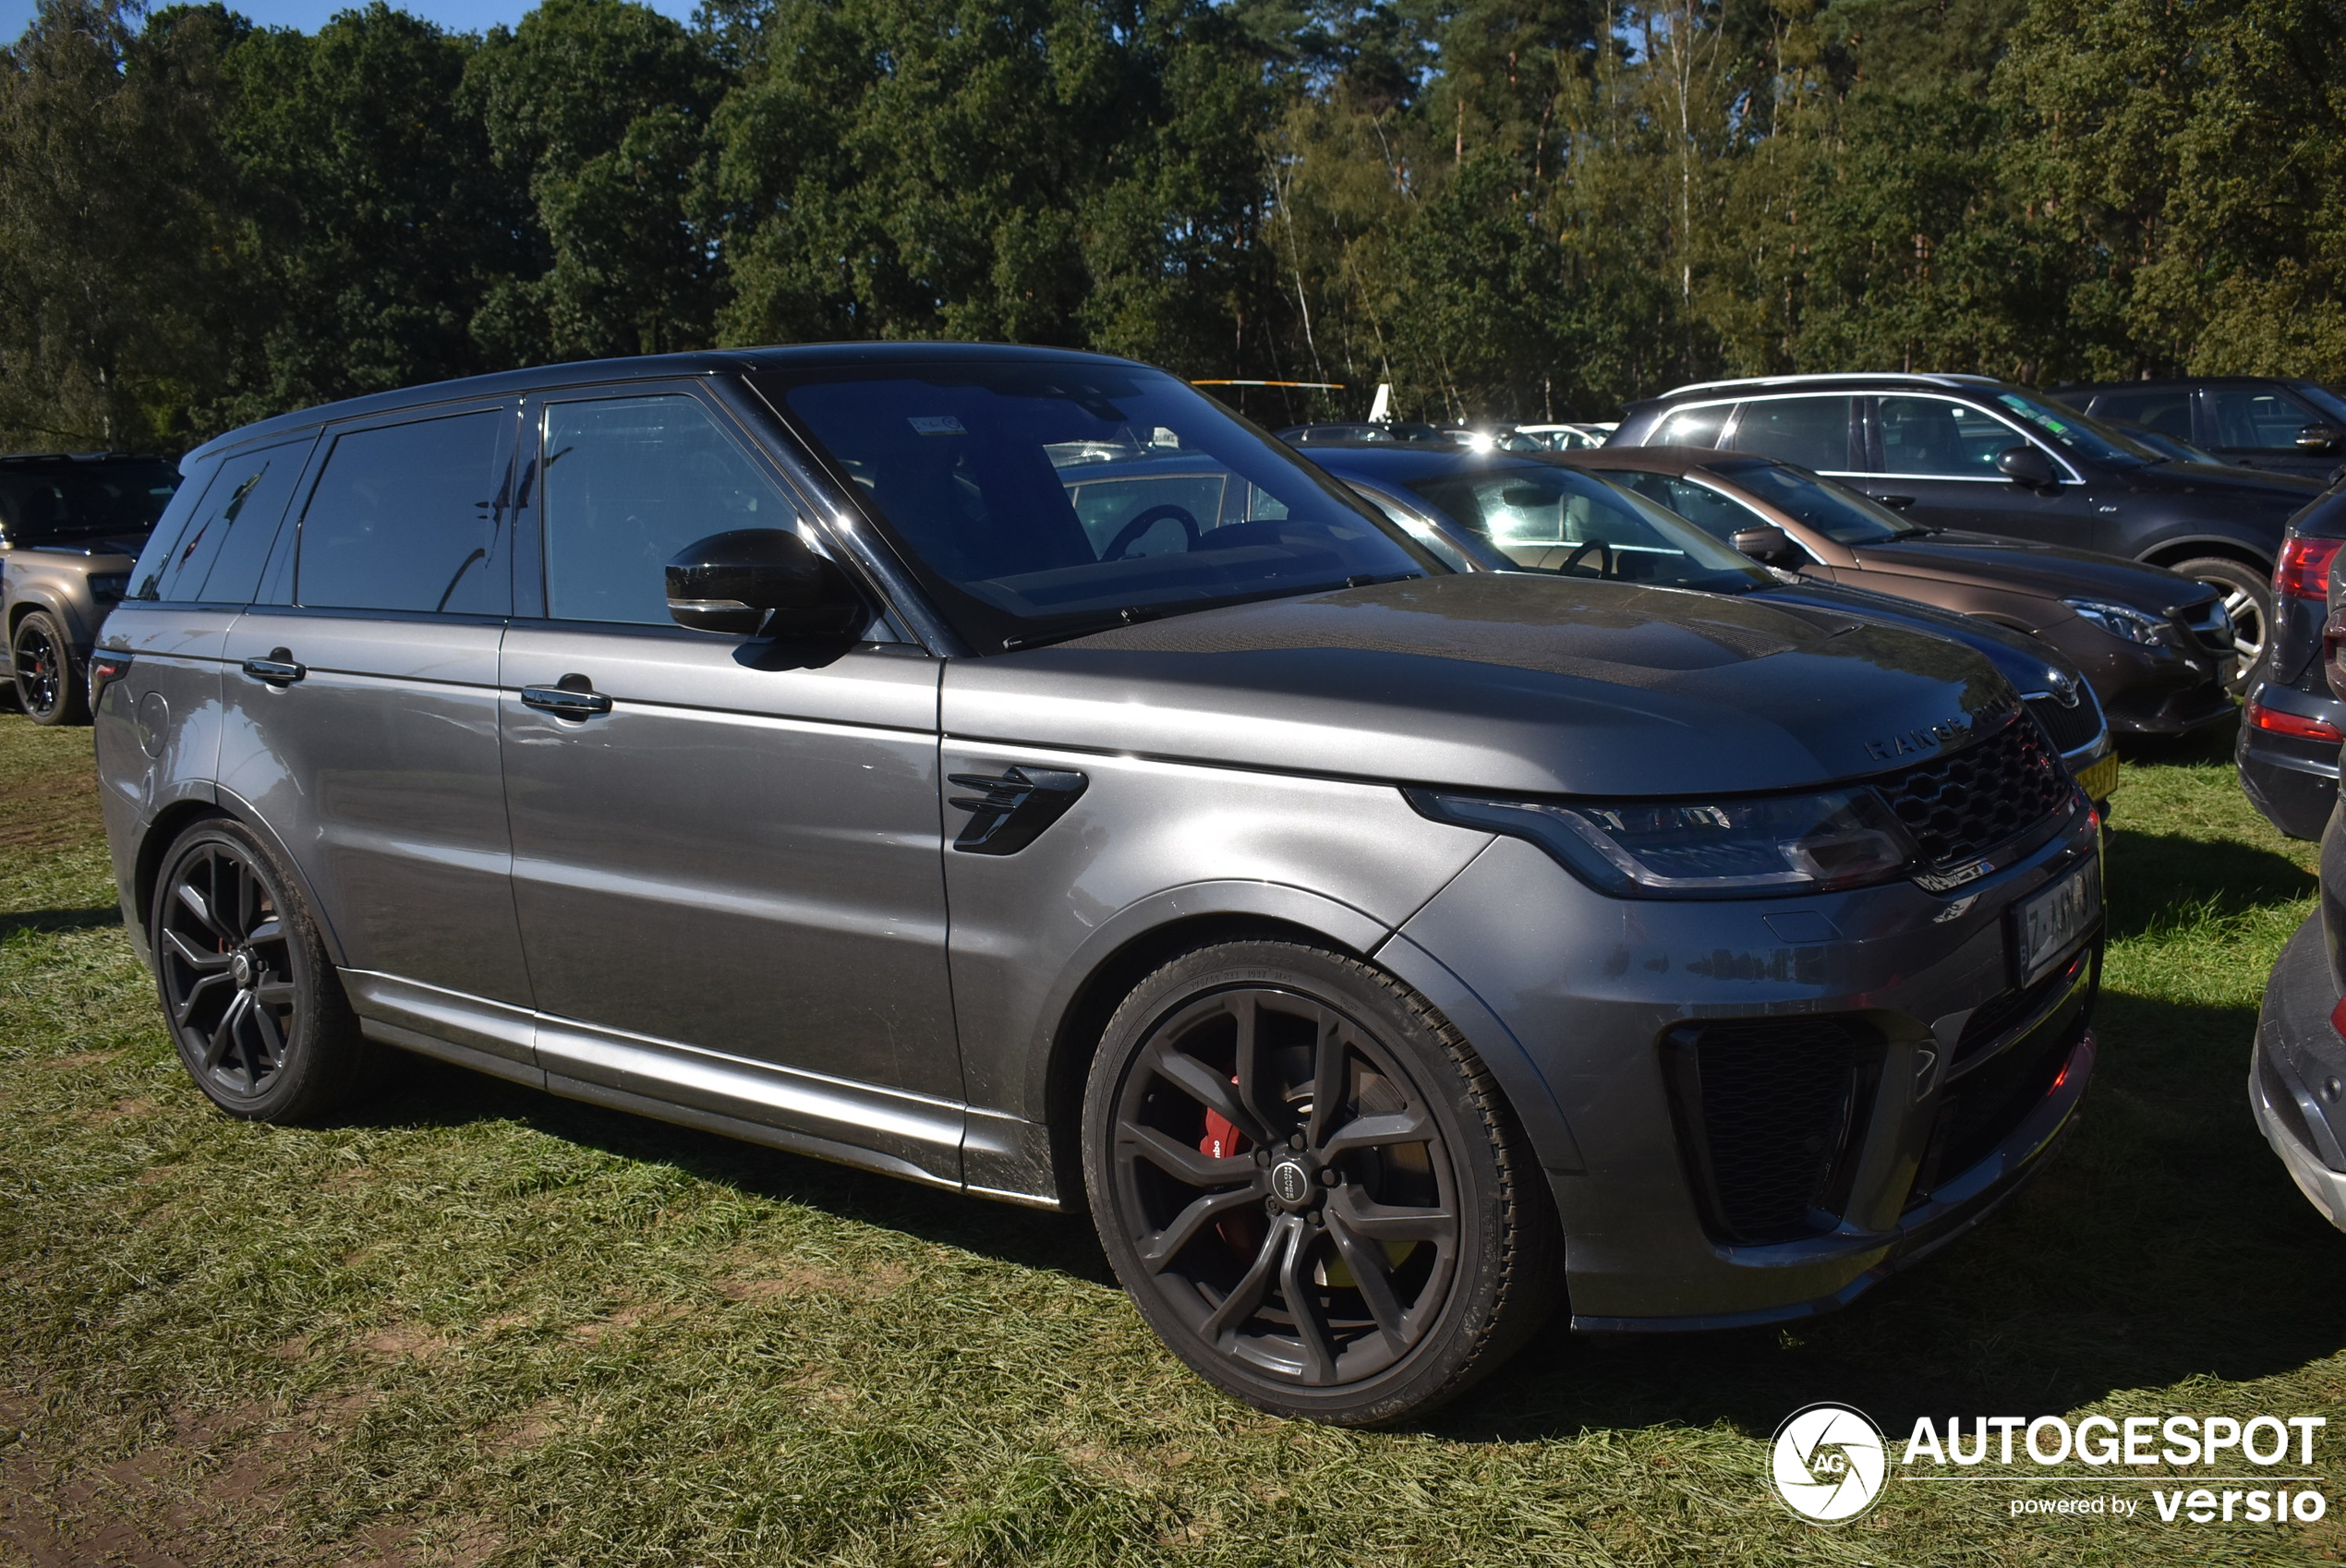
11, 610, 85, 725
2172, 556, 2269, 694
1082, 941, 1564, 1426
151, 818, 373, 1123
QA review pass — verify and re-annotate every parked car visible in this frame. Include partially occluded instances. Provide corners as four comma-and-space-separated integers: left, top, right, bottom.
2236, 490, 2346, 838
1302, 441, 2116, 805
2054, 377, 2346, 481
2, 451, 180, 723
2252, 758, 2346, 1230
1607, 372, 2324, 682
100, 344, 2102, 1427
1516, 423, 1616, 452
1277, 421, 1457, 446
2100, 417, 2233, 470
1553, 445, 2233, 742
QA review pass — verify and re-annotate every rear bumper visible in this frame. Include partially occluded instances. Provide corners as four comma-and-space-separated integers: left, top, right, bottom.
2237, 683, 2342, 840
2250, 915, 2346, 1230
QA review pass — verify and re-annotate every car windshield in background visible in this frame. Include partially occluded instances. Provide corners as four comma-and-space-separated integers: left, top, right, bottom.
0, 461, 178, 546
1700, 460, 1921, 545
1400, 461, 1768, 592
766, 363, 1434, 649
1992, 391, 2158, 467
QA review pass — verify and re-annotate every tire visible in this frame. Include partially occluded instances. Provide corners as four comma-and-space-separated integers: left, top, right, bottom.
1082, 940, 1565, 1426
11, 609, 86, 725
150, 817, 375, 1123
2171, 556, 2269, 694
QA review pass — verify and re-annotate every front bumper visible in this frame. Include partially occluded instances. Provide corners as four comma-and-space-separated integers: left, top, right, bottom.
2046, 621, 2233, 737
2250, 915, 2346, 1230
2237, 681, 2341, 841
1396, 803, 2102, 1327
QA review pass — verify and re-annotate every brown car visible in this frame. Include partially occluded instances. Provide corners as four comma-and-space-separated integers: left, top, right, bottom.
1569, 446, 2236, 739
2, 452, 180, 724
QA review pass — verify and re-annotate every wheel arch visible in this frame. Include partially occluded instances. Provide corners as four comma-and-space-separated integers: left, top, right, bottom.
133, 790, 351, 972
2141, 537, 2272, 574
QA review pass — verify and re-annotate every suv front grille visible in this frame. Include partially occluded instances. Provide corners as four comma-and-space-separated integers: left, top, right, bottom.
1913, 959, 2093, 1197
1874, 712, 2074, 868
2024, 693, 2102, 755
1663, 1017, 1883, 1245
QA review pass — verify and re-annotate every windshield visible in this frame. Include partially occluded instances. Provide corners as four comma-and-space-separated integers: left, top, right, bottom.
0, 461, 178, 546
767, 363, 1435, 650
1698, 461, 1922, 544
1992, 391, 2158, 467
2297, 383, 2346, 427
1399, 461, 1769, 591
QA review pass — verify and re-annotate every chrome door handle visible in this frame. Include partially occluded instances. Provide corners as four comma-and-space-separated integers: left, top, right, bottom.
240, 647, 305, 685
519, 681, 611, 718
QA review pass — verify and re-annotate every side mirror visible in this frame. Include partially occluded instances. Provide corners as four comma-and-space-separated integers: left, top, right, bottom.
2299, 424, 2341, 452
666, 529, 865, 639
1730, 524, 1796, 564
1995, 445, 2058, 488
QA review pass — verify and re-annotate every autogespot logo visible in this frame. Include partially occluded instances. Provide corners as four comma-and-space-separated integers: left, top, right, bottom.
1772, 1402, 1889, 1525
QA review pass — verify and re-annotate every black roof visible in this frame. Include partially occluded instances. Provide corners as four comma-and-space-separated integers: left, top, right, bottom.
182, 342, 1145, 469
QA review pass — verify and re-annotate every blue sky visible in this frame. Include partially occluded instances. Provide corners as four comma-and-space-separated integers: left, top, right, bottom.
1, 0, 695, 42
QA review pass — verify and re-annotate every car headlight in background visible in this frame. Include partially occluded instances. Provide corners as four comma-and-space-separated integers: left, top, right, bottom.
1408, 786, 1920, 898
2062, 597, 2168, 646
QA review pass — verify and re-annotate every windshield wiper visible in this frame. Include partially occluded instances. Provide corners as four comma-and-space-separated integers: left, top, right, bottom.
998, 573, 1427, 652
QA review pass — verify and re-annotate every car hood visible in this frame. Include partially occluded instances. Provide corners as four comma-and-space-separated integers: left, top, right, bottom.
1847, 531, 2207, 610
2120, 460, 2324, 506
942, 573, 2013, 797
1746, 578, 2084, 699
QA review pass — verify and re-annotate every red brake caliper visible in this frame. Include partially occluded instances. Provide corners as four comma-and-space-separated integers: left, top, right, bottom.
1201, 1088, 1262, 1256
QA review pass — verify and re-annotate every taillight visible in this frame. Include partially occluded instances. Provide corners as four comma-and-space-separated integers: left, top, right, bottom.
2246, 695, 2344, 742
87, 650, 131, 706
2276, 536, 2342, 600
2330, 995, 2346, 1043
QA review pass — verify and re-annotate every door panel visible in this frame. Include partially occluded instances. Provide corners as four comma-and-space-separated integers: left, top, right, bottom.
1865, 395, 2101, 551
498, 625, 956, 1098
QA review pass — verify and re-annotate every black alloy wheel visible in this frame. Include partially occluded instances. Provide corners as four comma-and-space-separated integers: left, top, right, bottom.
151, 818, 371, 1122
1083, 942, 1563, 1426
11, 609, 85, 725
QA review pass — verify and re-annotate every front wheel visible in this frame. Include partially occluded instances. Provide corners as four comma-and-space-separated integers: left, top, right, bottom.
11, 609, 86, 725
2173, 556, 2269, 694
1082, 941, 1564, 1426
151, 817, 375, 1123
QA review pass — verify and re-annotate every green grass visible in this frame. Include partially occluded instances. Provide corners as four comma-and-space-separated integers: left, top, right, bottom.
3, 712, 2343, 1565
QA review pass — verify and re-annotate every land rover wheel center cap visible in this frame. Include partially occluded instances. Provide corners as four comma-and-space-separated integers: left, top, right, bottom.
1270, 1157, 1316, 1208
230, 949, 257, 990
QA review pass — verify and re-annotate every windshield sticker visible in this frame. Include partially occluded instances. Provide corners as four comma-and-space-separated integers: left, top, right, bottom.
908, 416, 966, 437
1999, 395, 2071, 435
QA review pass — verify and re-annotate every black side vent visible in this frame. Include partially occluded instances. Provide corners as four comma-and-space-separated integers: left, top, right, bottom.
2025, 693, 2102, 755
1874, 711, 2074, 868
1663, 1017, 1885, 1245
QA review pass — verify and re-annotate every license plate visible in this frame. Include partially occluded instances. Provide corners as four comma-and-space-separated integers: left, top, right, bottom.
2075, 752, 2120, 803
2013, 857, 2102, 985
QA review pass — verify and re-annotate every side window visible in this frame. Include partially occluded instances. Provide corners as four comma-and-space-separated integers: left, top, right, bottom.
1651, 404, 1730, 448
540, 394, 799, 626
2206, 386, 2319, 450
127, 440, 312, 604
1723, 398, 1853, 471
297, 412, 512, 614
1877, 397, 2026, 476
2090, 389, 2193, 440
1609, 470, 1767, 542
127, 457, 223, 601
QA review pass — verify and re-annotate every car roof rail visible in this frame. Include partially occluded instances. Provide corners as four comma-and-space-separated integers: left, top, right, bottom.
1651, 371, 2005, 400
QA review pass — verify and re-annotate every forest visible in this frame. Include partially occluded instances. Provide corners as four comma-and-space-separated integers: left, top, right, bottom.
2, 0, 2343, 452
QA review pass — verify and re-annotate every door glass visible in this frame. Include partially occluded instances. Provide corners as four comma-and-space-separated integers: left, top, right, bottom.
2090, 389, 2193, 440
1877, 397, 2025, 476
1651, 404, 1730, 448
2206, 386, 2319, 450
1605, 470, 1770, 543
296, 412, 512, 614
1725, 398, 1852, 471
541, 395, 799, 626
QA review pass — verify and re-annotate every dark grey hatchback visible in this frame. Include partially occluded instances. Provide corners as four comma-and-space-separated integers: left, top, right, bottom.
96, 344, 2103, 1425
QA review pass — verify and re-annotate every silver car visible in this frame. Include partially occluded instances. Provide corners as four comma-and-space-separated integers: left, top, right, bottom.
94, 345, 2104, 1426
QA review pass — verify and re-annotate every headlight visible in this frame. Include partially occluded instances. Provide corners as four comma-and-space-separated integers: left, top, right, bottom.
1408, 786, 1919, 898
2063, 597, 2167, 646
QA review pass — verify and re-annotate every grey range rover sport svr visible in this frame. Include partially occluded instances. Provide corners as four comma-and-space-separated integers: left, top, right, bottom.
94, 344, 2105, 1426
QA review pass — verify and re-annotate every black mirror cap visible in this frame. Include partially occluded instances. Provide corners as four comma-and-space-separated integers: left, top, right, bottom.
1730, 524, 1796, 563
2299, 424, 2341, 452
1996, 444, 2058, 487
666, 528, 866, 639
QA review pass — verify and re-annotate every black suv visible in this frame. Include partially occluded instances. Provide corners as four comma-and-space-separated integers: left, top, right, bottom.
1608, 373, 2324, 682
2236, 495, 2346, 838
2055, 377, 2346, 482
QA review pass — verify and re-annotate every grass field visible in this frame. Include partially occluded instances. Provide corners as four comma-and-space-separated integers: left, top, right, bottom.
3, 709, 2343, 1566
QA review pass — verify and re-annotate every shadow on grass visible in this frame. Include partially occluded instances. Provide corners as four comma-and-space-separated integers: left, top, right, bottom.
0, 905, 122, 941
2114, 712, 2239, 767
2104, 829, 2315, 937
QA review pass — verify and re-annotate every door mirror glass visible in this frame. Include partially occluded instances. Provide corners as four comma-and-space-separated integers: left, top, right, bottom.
667, 529, 865, 639
1995, 445, 2058, 487
1730, 524, 1796, 563
2298, 423, 2341, 452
